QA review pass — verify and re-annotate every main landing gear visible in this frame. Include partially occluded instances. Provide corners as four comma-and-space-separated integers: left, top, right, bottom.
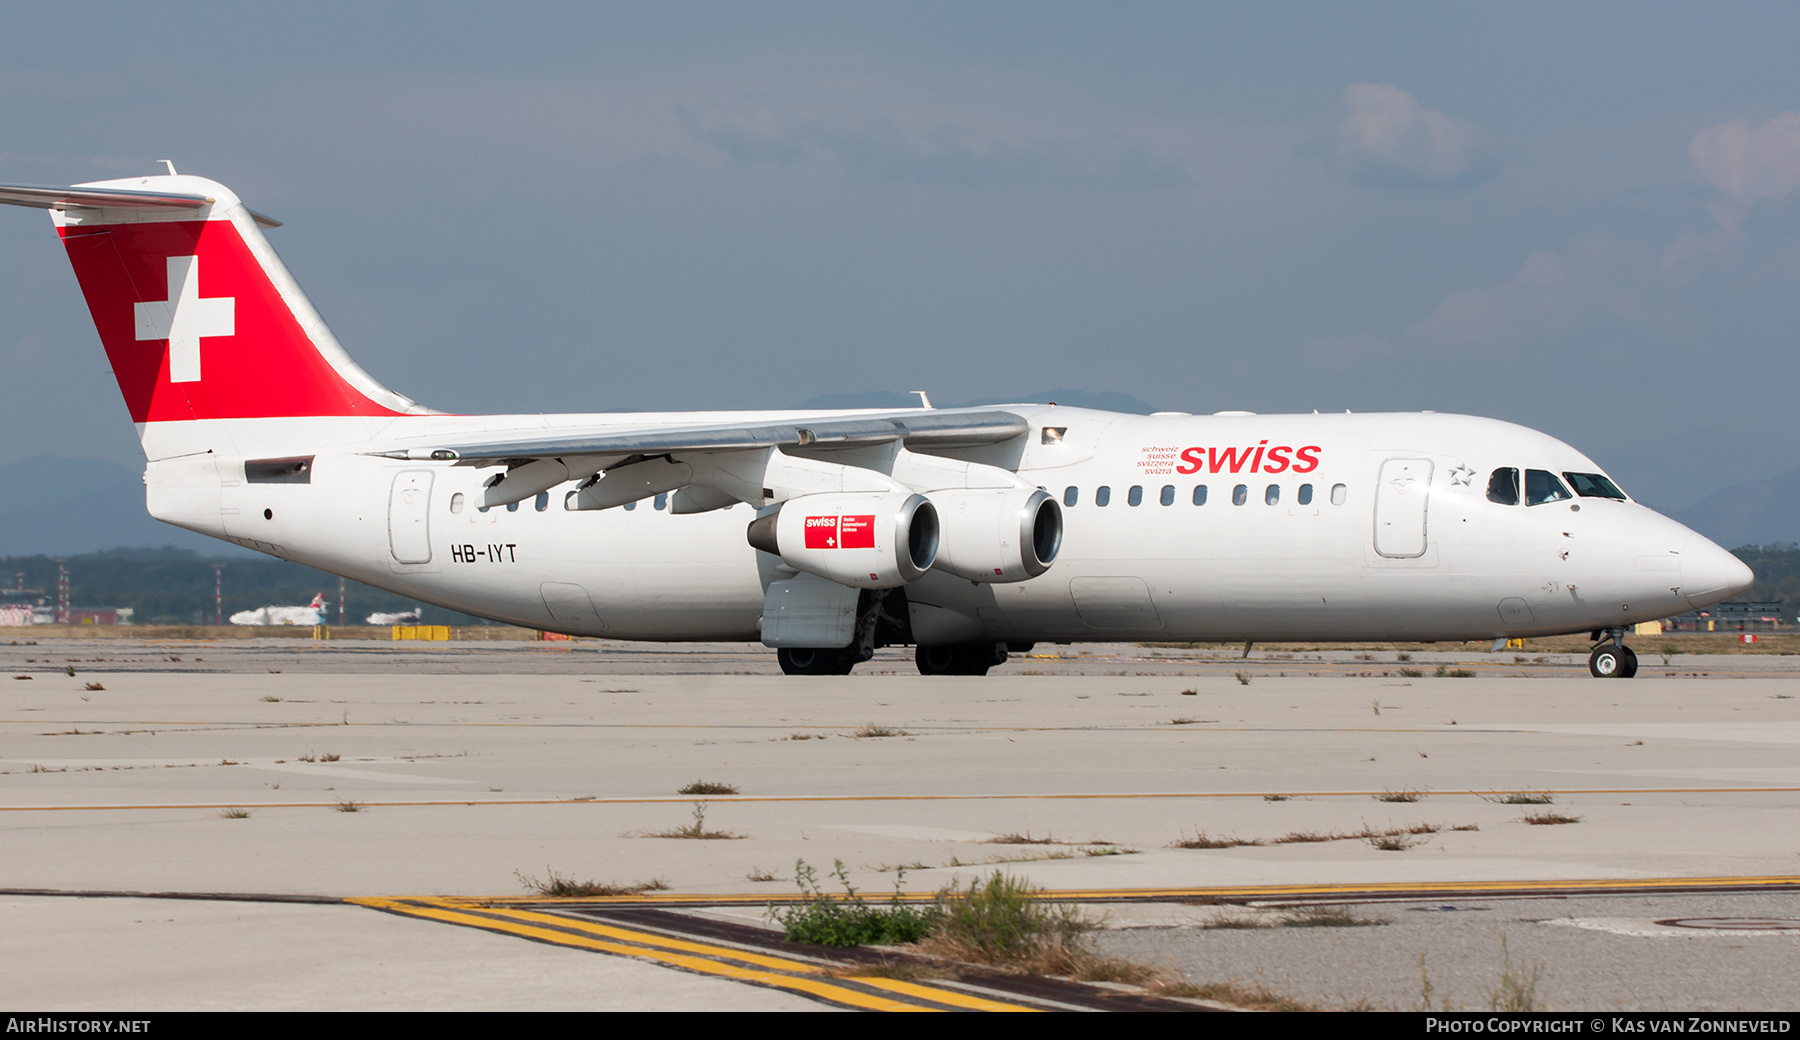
1588, 629, 1638, 679
914, 642, 1009, 676
776, 646, 857, 676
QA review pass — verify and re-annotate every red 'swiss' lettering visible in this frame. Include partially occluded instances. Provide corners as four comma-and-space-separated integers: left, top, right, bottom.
803, 515, 839, 549
1209, 446, 1251, 474
803, 515, 876, 549
1170, 443, 1324, 475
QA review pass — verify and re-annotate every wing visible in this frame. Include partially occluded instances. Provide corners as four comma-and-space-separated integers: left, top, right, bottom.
369, 408, 1035, 510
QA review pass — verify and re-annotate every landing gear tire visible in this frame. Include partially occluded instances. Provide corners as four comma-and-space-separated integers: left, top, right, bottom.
777, 647, 856, 676
1588, 644, 1637, 679
915, 642, 1007, 676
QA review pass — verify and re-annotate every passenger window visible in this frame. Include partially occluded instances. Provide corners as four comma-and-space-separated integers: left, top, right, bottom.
1096, 486, 1111, 507
624, 500, 637, 511
564, 490, 578, 510
1232, 484, 1248, 506
1297, 484, 1313, 506
1160, 485, 1175, 506
1562, 472, 1627, 501
535, 492, 549, 512
1064, 486, 1078, 507
1192, 485, 1207, 506
1265, 484, 1280, 505
478, 504, 490, 514
450, 493, 464, 514
1525, 469, 1572, 506
1330, 483, 1347, 506
1487, 467, 1520, 506
506, 500, 519, 513
654, 493, 667, 511
1127, 485, 1143, 507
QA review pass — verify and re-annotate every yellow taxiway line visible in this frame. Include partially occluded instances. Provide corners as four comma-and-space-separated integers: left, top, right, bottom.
351, 896, 1040, 1012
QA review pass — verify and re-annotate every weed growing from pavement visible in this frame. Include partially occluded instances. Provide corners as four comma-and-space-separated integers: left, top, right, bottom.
1483, 790, 1554, 805
851, 724, 908, 738
1521, 811, 1582, 825
1374, 787, 1427, 802
678, 780, 738, 795
218, 807, 251, 819
1282, 903, 1386, 927
645, 801, 746, 839
1171, 831, 1264, 849
769, 860, 933, 946
1487, 936, 1545, 1011
1234, 671, 1252, 685
334, 799, 362, 813
514, 868, 669, 897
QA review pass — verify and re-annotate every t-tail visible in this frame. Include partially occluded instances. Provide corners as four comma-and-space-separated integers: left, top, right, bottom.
0, 172, 429, 461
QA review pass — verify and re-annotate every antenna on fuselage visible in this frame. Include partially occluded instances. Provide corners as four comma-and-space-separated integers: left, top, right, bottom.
910, 390, 933, 409
158, 160, 178, 176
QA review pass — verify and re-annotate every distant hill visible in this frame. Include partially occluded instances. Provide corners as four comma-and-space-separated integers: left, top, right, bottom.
0, 455, 252, 557
1671, 465, 1800, 549
1, 547, 489, 626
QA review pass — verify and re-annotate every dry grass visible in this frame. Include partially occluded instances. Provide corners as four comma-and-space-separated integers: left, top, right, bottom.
514, 868, 670, 897
851, 724, 909, 738
1171, 831, 1264, 849
1521, 811, 1582, 825
1484, 790, 1555, 804
1374, 787, 1427, 803
643, 801, 746, 839
678, 780, 739, 795
1149, 978, 1318, 1012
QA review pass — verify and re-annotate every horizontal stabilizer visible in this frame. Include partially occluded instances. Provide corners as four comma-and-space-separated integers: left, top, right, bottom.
0, 183, 213, 212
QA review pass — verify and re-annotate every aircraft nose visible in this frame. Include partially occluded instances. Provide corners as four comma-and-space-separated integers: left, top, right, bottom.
1681, 536, 1755, 610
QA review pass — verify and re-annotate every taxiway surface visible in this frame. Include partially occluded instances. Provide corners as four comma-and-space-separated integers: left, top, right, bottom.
2, 639, 1796, 1010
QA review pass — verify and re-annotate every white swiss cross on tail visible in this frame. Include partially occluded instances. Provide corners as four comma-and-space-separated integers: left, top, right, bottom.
133, 255, 234, 383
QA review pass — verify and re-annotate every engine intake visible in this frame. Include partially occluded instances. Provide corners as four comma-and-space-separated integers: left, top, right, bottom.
928, 487, 1061, 583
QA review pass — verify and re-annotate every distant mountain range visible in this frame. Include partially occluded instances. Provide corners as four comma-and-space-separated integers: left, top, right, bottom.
1670, 464, 1800, 549
0, 455, 252, 557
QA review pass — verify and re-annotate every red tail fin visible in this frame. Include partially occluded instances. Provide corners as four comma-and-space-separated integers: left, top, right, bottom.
4, 174, 422, 425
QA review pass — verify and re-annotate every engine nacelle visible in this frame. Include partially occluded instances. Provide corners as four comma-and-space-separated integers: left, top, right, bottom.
746, 492, 939, 589
928, 487, 1061, 583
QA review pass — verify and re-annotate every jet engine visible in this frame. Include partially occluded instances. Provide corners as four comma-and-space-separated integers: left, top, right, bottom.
928, 487, 1062, 583
746, 492, 939, 589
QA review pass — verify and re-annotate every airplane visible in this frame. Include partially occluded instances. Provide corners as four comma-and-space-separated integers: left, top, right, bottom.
229, 592, 327, 627
0, 171, 1754, 679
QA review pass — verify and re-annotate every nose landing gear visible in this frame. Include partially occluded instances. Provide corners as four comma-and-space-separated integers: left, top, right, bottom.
1588, 629, 1639, 678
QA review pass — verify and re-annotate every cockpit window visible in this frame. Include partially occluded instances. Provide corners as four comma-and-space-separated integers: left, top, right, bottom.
1562, 472, 1627, 501
1524, 469, 1572, 506
1487, 467, 1520, 506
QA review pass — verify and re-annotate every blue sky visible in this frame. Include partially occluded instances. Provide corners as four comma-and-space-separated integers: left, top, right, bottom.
3, 2, 1798, 510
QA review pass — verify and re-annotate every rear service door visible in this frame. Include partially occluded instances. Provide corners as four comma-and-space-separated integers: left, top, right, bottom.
388, 471, 434, 564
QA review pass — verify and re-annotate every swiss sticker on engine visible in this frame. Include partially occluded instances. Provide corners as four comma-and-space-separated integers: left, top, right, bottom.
804, 515, 840, 549
838, 514, 875, 549
802, 514, 875, 549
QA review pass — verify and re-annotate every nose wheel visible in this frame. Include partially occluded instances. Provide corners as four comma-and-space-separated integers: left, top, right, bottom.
1588, 643, 1638, 678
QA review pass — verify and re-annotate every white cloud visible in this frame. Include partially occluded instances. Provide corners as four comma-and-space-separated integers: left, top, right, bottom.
1689, 112, 1800, 231
1337, 83, 1480, 184
1404, 234, 1637, 351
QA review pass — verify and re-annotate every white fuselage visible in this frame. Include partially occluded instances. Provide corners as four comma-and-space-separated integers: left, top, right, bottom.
142, 405, 1743, 645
